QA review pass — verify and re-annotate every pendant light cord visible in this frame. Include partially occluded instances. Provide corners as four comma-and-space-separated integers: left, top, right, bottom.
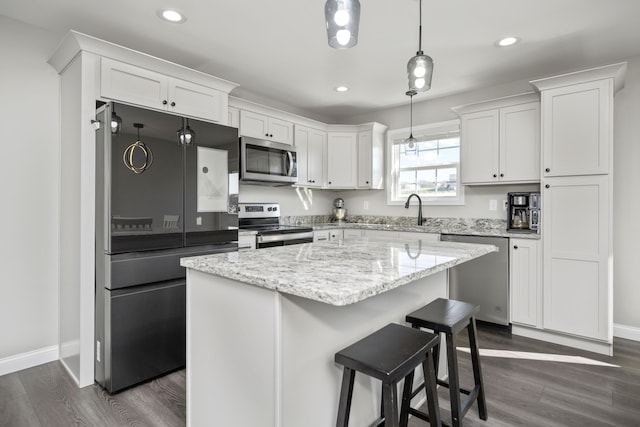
418, 0, 423, 53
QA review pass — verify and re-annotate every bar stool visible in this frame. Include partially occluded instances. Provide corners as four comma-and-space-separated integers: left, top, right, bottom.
335, 323, 442, 427
405, 298, 487, 427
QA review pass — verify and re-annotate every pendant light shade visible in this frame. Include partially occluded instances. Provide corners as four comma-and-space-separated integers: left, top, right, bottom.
177, 118, 196, 145
407, 0, 434, 92
325, 0, 360, 49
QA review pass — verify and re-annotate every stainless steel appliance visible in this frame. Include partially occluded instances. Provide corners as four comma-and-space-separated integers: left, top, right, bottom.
239, 203, 313, 248
507, 192, 540, 233
95, 102, 239, 393
332, 197, 347, 222
440, 234, 510, 326
240, 137, 297, 185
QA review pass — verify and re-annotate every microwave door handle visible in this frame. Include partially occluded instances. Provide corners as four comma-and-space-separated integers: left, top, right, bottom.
286, 151, 294, 177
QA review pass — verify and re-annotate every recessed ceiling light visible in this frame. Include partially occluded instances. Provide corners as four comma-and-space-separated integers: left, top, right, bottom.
334, 86, 349, 92
496, 36, 519, 47
158, 9, 186, 23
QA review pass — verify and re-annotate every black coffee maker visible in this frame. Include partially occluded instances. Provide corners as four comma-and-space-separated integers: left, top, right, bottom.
507, 192, 540, 232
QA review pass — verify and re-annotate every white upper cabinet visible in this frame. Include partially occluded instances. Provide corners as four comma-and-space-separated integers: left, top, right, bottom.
294, 125, 326, 188
227, 107, 240, 128
357, 123, 387, 189
100, 58, 227, 123
454, 93, 540, 185
326, 132, 358, 189
538, 81, 611, 177
240, 110, 294, 145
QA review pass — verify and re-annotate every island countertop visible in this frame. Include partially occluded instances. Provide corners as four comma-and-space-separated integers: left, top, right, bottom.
180, 237, 497, 306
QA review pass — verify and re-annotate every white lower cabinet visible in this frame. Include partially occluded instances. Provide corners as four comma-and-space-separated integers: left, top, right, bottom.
238, 233, 256, 251
542, 175, 610, 341
510, 238, 541, 327
313, 229, 344, 242
343, 229, 363, 239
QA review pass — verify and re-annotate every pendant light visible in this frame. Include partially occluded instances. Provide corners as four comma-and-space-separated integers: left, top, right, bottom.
407, 0, 434, 92
325, 0, 360, 49
123, 123, 153, 174
110, 106, 122, 134
177, 117, 196, 145
405, 90, 417, 149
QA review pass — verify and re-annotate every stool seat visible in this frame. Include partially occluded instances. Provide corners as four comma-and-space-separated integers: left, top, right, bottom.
405, 298, 487, 427
335, 323, 442, 427
406, 298, 480, 334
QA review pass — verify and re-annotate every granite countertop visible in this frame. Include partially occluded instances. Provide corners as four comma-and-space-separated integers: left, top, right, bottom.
287, 215, 540, 240
181, 237, 497, 306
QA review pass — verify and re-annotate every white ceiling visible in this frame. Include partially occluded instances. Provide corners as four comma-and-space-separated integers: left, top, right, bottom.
3, 0, 640, 122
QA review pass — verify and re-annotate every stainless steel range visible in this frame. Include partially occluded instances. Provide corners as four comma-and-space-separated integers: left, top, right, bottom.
239, 203, 314, 248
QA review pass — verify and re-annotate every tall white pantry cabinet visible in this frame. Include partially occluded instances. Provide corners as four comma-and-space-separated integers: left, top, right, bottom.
530, 63, 626, 355
48, 31, 238, 387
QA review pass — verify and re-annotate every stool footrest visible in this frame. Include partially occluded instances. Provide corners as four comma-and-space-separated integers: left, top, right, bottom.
409, 407, 452, 427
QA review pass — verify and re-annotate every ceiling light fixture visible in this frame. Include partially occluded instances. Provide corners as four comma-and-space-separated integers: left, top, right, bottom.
407, 0, 434, 92
334, 86, 349, 92
404, 90, 418, 148
496, 36, 520, 47
177, 117, 196, 145
159, 9, 186, 23
325, 0, 360, 49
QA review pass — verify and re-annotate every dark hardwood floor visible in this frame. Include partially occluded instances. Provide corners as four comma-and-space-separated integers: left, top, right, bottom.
1, 325, 639, 426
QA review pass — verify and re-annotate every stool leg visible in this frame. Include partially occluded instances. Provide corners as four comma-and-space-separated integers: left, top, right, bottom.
445, 331, 462, 427
399, 370, 415, 427
336, 367, 356, 427
423, 350, 442, 427
467, 318, 488, 421
382, 381, 400, 427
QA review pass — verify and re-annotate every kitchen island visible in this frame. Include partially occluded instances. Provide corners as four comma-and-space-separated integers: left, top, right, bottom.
181, 237, 497, 427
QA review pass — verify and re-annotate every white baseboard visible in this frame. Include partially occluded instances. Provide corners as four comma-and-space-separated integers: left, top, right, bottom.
614, 323, 640, 342
511, 325, 613, 356
0, 345, 59, 377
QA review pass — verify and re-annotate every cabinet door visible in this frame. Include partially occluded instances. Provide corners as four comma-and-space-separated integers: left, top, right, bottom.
357, 131, 372, 188
327, 132, 357, 188
239, 110, 270, 139
510, 238, 540, 327
460, 110, 499, 184
542, 175, 610, 340
238, 234, 256, 250
268, 117, 294, 145
101, 58, 168, 110
294, 125, 325, 187
541, 80, 611, 177
168, 78, 224, 123
500, 102, 540, 182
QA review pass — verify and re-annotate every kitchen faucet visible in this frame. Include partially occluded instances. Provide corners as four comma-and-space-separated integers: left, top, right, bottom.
404, 193, 424, 226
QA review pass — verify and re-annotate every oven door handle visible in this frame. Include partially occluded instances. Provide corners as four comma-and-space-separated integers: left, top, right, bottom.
258, 231, 314, 244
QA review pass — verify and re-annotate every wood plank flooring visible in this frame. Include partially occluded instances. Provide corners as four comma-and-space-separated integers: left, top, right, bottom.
1, 325, 639, 426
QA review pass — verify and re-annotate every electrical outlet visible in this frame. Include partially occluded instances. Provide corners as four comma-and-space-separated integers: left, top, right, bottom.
96, 340, 101, 362
503, 199, 508, 211
196, 216, 202, 225
364, 200, 369, 210
489, 199, 497, 211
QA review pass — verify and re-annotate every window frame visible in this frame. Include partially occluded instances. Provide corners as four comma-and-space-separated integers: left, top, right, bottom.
386, 119, 465, 206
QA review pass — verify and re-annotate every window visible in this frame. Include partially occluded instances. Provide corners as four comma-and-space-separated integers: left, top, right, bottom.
387, 120, 463, 205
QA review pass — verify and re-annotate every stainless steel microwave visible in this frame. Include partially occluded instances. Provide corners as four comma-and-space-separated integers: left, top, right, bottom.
240, 137, 298, 185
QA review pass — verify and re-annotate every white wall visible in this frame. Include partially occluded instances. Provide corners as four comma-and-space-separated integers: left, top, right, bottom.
239, 183, 337, 217
0, 16, 60, 360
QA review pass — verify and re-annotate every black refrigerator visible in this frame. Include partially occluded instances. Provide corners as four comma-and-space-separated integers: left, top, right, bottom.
94, 102, 239, 392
